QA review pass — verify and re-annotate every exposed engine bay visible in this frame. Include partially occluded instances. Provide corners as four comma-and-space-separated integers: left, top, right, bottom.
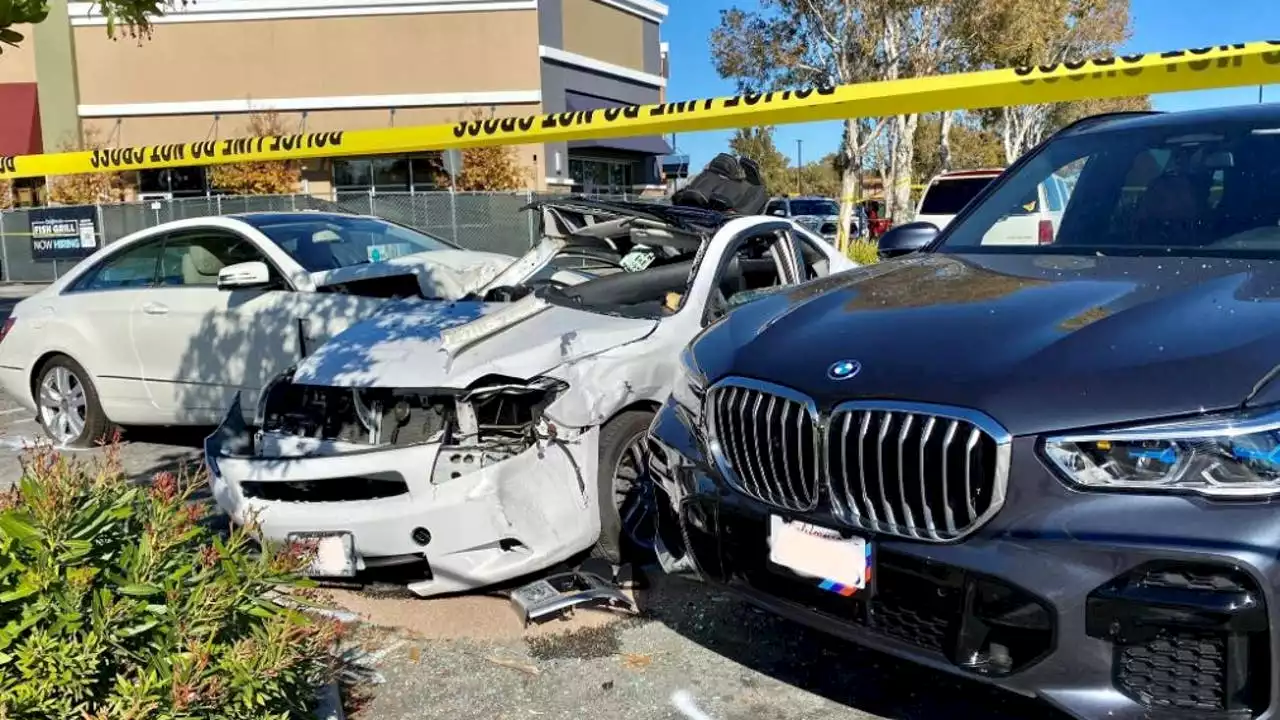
258, 370, 567, 485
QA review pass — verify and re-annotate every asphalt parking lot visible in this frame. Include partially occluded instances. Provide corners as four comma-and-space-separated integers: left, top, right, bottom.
0, 283, 1059, 720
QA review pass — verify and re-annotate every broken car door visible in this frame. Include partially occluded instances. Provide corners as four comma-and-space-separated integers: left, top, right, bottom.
686, 222, 805, 326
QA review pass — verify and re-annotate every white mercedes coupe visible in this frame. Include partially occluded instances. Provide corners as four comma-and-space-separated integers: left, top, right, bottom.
0, 211, 591, 447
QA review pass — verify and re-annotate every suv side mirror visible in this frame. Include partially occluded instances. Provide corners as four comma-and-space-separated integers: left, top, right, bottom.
217, 261, 273, 290
877, 221, 939, 259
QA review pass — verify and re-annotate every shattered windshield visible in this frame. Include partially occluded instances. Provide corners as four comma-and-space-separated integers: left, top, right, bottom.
247, 214, 458, 272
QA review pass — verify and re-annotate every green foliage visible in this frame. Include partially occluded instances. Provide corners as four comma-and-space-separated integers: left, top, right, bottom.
845, 240, 881, 266
728, 127, 793, 196
0, 0, 187, 52
0, 442, 337, 720
913, 113, 1005, 181
798, 154, 842, 198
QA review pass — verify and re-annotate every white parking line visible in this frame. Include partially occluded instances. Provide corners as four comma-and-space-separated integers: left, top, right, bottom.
0, 408, 26, 416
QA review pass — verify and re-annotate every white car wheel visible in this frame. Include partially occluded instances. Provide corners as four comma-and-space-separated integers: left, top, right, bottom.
35, 357, 109, 448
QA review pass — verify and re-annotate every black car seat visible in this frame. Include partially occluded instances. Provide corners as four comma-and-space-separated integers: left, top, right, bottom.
671, 154, 769, 215
293, 230, 340, 270
1131, 172, 1202, 246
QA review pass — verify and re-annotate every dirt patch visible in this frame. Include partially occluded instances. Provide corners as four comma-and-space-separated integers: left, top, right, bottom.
322, 584, 639, 642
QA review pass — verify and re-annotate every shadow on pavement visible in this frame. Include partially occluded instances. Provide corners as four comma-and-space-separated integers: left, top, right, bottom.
119, 424, 215, 450
631, 569, 1064, 720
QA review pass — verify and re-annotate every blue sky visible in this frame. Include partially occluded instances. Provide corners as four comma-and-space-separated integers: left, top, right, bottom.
661, 0, 1280, 171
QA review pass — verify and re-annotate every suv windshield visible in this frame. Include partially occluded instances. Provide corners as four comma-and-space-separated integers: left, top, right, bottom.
250, 215, 457, 272
918, 177, 997, 215
788, 199, 839, 216
940, 116, 1280, 257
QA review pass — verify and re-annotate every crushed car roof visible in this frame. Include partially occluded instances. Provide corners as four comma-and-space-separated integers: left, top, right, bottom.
522, 197, 737, 234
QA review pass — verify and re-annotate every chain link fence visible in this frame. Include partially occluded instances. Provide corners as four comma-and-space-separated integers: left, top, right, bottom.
0, 190, 641, 284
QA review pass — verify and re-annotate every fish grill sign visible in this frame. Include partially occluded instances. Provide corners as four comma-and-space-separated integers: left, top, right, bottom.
29, 207, 100, 261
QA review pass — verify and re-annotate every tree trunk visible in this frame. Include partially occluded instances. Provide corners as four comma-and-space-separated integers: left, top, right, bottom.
1002, 105, 1049, 164
836, 118, 862, 252
884, 122, 899, 222
939, 111, 954, 172
887, 113, 918, 224
1002, 107, 1017, 164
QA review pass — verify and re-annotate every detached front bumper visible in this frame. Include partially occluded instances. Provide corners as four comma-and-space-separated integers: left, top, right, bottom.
205, 399, 601, 597
647, 397, 1279, 720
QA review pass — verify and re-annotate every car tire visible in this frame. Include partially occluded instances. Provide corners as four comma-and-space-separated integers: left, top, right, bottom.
34, 355, 110, 449
592, 409, 658, 565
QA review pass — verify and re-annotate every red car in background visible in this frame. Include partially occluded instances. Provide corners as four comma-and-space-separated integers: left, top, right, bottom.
862, 200, 891, 239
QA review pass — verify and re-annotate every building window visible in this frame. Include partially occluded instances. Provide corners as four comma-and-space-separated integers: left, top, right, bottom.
8, 177, 47, 208
569, 157, 642, 194
333, 153, 445, 196
139, 167, 209, 198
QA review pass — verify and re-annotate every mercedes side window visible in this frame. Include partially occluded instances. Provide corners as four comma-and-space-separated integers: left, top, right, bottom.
69, 237, 165, 292
158, 230, 275, 288
766, 200, 788, 217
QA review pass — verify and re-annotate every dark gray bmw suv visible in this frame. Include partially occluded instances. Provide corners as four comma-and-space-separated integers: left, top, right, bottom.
647, 104, 1280, 720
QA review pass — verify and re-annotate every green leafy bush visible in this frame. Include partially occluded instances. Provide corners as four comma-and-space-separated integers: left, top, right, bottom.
0, 441, 338, 720
846, 240, 881, 265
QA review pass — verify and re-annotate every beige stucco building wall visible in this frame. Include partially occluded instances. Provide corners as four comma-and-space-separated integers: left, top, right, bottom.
0, 26, 38, 83
73, 12, 541, 104
560, 0, 647, 72
8, 0, 668, 197
71, 8, 548, 189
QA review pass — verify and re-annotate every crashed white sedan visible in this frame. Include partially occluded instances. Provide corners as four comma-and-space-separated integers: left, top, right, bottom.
0, 211, 591, 447
205, 199, 857, 597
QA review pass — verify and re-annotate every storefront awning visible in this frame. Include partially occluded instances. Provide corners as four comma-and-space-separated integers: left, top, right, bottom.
565, 92, 672, 156
0, 83, 42, 156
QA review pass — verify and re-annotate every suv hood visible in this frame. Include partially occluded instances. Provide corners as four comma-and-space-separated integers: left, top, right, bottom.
705, 253, 1280, 436
292, 296, 658, 389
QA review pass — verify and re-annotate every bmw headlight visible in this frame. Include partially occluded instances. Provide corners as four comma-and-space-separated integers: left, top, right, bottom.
671, 347, 707, 425
1044, 408, 1280, 498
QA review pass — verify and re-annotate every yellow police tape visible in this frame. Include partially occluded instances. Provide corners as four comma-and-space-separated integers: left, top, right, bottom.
3, 41, 1280, 180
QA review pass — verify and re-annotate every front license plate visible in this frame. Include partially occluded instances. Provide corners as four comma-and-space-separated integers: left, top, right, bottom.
288, 532, 357, 578
768, 515, 871, 596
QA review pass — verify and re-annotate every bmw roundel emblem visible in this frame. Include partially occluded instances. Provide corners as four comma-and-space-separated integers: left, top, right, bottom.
827, 359, 862, 381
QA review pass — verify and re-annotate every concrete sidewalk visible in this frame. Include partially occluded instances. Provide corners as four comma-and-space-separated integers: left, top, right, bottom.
0, 282, 49, 299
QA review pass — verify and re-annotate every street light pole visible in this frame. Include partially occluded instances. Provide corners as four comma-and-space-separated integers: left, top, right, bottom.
796, 139, 803, 194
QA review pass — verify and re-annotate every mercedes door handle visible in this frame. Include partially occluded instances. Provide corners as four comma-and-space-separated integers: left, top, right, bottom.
141, 302, 169, 315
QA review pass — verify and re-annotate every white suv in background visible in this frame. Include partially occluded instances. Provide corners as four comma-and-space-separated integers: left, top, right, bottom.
914, 168, 1073, 245
914, 169, 1003, 230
